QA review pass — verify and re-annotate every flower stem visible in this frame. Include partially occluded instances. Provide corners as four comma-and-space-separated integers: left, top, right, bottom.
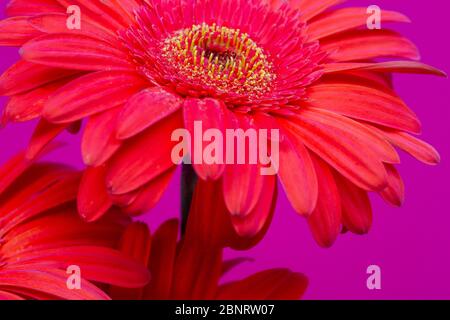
180, 163, 197, 235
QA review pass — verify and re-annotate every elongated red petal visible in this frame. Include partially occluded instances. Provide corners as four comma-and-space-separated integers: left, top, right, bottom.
117, 88, 183, 140
295, 0, 346, 22
6, 0, 63, 17
123, 168, 175, 216
183, 98, 227, 180
26, 119, 67, 160
2, 209, 126, 256
82, 107, 122, 166
0, 163, 73, 219
106, 111, 182, 194
322, 29, 420, 62
12, 246, 150, 288
44, 70, 146, 123
379, 130, 440, 165
21, 33, 132, 71
143, 219, 178, 300
307, 82, 421, 133
277, 126, 318, 216
78, 166, 112, 222
110, 222, 152, 300
0, 290, 23, 300
1, 172, 80, 234
308, 8, 410, 40
231, 174, 277, 238
188, 179, 272, 251
0, 268, 110, 300
4, 81, 63, 123
172, 244, 222, 299
28, 13, 117, 43
0, 151, 31, 195
323, 61, 446, 77
334, 172, 372, 234
380, 164, 405, 207
307, 156, 342, 248
280, 109, 389, 191
0, 17, 41, 46
216, 269, 308, 300
222, 113, 265, 216
0, 60, 77, 96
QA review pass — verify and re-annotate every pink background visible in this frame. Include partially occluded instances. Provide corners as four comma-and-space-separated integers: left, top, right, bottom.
0, 0, 449, 299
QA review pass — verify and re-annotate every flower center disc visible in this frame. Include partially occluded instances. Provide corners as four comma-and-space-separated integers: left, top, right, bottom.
162, 23, 276, 98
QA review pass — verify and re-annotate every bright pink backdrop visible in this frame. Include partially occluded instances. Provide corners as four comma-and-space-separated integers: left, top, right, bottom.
0, 0, 449, 299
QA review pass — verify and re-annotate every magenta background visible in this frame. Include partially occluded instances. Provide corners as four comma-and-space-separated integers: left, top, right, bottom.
0, 0, 449, 299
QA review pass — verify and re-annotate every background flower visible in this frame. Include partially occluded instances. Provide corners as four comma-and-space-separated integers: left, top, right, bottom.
0, 151, 150, 300
109, 179, 307, 300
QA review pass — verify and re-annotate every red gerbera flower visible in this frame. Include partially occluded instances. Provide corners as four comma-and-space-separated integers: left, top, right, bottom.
0, 0, 444, 246
0, 152, 150, 300
109, 179, 307, 300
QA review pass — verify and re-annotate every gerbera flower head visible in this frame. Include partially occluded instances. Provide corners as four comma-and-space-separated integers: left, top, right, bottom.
119, 0, 323, 108
0, 151, 150, 300
0, 0, 445, 246
109, 179, 307, 300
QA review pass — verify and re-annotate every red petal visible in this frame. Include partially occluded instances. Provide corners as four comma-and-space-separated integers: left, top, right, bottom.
0, 290, 23, 300
183, 98, 227, 180
277, 125, 318, 216
4, 80, 66, 123
43, 70, 146, 123
307, 156, 342, 248
216, 269, 308, 300
321, 30, 420, 62
306, 82, 421, 134
172, 244, 222, 299
380, 164, 405, 207
0, 151, 31, 195
82, 107, 122, 166
106, 111, 182, 194
231, 174, 277, 238
323, 61, 446, 77
1, 172, 80, 234
143, 219, 178, 300
21, 33, 132, 71
6, 0, 63, 16
78, 166, 112, 222
0, 17, 41, 46
0, 60, 76, 96
378, 130, 440, 165
26, 120, 67, 160
334, 172, 372, 234
0, 163, 73, 220
308, 8, 410, 40
295, 0, 346, 22
122, 168, 176, 216
117, 87, 182, 140
12, 246, 150, 288
0, 268, 109, 300
280, 108, 389, 191
110, 222, 152, 300
28, 13, 117, 43
188, 179, 271, 251
222, 114, 264, 216
2, 209, 126, 256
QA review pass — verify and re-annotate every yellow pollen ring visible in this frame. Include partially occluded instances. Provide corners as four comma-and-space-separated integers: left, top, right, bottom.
161, 23, 275, 97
